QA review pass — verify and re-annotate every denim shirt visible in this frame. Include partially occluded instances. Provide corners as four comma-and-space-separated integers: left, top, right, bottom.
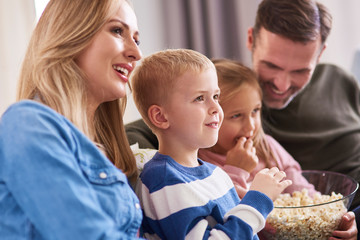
0, 100, 143, 240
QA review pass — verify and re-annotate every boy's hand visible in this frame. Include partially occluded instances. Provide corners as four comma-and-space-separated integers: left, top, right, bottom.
226, 137, 258, 172
249, 167, 292, 201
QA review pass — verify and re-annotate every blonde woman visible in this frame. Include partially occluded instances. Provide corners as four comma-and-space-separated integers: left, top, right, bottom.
0, 0, 143, 239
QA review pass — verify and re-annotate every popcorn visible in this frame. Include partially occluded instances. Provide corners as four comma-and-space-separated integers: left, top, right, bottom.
266, 189, 347, 240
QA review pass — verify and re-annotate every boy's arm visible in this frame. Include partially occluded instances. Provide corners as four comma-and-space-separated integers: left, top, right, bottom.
205, 191, 274, 240
137, 170, 275, 240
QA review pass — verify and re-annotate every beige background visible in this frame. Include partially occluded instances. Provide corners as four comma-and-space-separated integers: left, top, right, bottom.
1, 0, 359, 124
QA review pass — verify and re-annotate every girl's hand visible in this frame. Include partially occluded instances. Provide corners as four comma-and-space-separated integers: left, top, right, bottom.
249, 167, 292, 201
226, 137, 258, 172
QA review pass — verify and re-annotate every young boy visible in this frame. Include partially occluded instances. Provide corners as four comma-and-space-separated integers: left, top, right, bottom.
131, 49, 292, 240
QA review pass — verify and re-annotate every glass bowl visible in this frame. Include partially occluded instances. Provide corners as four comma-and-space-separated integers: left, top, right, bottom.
264, 170, 359, 240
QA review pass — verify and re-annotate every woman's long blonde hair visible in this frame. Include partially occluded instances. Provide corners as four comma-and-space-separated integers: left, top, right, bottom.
17, 0, 138, 181
212, 59, 277, 168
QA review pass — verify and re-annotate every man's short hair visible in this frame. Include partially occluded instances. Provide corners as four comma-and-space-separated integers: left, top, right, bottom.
253, 0, 332, 45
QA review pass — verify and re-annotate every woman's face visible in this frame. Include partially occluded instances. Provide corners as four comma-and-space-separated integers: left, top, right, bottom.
76, 2, 142, 108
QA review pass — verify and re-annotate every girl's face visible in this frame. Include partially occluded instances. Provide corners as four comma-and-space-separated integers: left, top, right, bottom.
165, 69, 223, 151
215, 83, 262, 154
76, 2, 142, 108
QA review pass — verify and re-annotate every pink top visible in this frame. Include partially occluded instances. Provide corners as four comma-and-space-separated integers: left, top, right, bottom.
198, 135, 315, 199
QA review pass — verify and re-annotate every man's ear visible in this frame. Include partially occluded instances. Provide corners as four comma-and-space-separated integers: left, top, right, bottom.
247, 27, 254, 51
316, 43, 327, 64
148, 105, 169, 129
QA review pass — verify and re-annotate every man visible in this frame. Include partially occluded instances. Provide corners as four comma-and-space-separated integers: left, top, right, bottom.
247, 0, 359, 238
126, 0, 359, 237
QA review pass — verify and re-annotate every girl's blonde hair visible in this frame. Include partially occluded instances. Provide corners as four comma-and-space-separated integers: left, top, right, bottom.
212, 59, 277, 168
131, 48, 215, 130
17, 0, 138, 182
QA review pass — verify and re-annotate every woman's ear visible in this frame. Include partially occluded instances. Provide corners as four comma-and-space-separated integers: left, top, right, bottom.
148, 105, 169, 129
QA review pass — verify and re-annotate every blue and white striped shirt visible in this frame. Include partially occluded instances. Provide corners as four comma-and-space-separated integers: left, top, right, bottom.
136, 152, 273, 240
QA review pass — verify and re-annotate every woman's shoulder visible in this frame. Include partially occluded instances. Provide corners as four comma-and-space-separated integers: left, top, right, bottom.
0, 100, 78, 145
2, 100, 64, 122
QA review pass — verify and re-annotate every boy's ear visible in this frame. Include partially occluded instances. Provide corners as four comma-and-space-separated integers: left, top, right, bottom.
148, 105, 170, 129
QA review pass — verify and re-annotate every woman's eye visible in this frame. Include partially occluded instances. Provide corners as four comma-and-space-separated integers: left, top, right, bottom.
134, 39, 140, 46
195, 96, 204, 102
112, 27, 124, 35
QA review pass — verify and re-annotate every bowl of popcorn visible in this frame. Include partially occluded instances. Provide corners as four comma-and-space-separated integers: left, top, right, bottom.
265, 170, 358, 240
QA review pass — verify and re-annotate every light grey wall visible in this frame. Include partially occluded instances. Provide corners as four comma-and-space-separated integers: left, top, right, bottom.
124, 0, 360, 124
124, 0, 260, 124
317, 0, 360, 72
0, 1, 35, 116
1, 1, 359, 122
124, 0, 167, 124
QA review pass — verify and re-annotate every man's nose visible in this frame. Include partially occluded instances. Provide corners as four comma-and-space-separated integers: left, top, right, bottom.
273, 72, 291, 92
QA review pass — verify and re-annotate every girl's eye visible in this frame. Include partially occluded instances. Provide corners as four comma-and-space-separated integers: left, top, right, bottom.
253, 107, 261, 114
213, 94, 219, 101
231, 113, 241, 119
195, 95, 204, 102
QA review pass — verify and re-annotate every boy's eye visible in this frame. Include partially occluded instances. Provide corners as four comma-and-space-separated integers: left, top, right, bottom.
195, 95, 204, 102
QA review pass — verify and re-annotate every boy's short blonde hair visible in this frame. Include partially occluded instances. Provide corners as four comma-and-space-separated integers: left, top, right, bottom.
131, 48, 215, 130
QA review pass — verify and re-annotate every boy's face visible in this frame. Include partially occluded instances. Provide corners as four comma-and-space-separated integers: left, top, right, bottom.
214, 83, 262, 154
164, 68, 223, 150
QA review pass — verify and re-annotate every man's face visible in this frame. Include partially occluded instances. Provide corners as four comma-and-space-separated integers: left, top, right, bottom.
247, 27, 325, 109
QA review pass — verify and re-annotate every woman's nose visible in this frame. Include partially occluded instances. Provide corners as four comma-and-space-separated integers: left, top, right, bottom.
125, 40, 142, 61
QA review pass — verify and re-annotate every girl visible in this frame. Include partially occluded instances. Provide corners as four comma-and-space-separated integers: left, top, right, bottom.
199, 59, 309, 198
198, 58, 357, 239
